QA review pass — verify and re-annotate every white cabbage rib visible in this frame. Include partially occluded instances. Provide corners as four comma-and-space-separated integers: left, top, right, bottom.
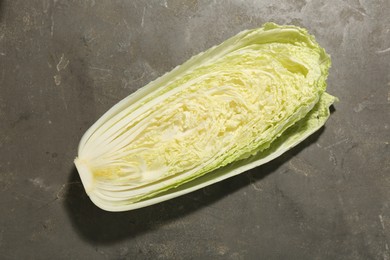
75, 23, 336, 211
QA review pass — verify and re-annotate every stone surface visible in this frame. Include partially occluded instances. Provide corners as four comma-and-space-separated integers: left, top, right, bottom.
0, 0, 389, 259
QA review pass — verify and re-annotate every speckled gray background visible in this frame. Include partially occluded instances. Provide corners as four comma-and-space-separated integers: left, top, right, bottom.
1, 0, 389, 259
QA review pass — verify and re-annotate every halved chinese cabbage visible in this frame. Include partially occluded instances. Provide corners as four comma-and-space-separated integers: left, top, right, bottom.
75, 23, 336, 211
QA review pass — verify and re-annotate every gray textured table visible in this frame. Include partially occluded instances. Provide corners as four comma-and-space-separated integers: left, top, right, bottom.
1, 0, 389, 259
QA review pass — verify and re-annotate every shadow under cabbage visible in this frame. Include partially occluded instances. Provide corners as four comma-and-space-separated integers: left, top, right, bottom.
63, 126, 325, 245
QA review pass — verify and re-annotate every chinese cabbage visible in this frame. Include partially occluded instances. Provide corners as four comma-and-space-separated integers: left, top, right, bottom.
75, 23, 336, 211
